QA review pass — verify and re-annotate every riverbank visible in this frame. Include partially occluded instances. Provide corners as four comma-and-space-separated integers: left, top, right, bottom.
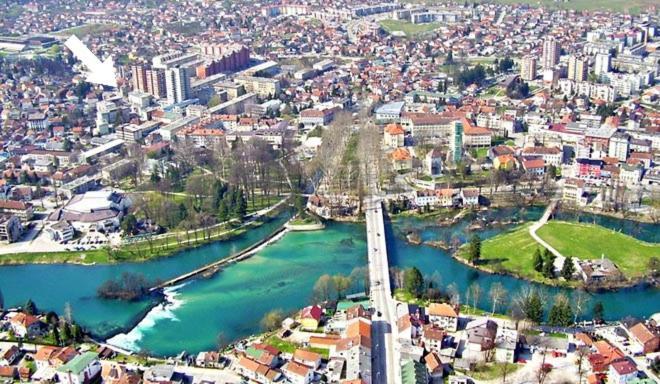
0, 197, 291, 266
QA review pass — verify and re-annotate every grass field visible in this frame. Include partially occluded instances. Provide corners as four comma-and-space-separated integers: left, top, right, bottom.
466, 362, 520, 381
537, 221, 659, 279
461, 221, 659, 283
402, 0, 655, 14
53, 23, 121, 37
379, 19, 440, 37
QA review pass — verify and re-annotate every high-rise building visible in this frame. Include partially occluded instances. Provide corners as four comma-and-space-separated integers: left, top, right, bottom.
542, 38, 560, 69
146, 69, 166, 99
568, 55, 589, 82
165, 67, 191, 105
594, 53, 611, 76
131, 65, 148, 93
451, 121, 463, 163
520, 55, 537, 81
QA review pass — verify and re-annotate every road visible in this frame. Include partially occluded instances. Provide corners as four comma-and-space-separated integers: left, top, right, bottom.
528, 200, 568, 271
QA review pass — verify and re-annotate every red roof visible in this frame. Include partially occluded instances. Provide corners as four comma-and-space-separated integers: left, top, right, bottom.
301, 305, 322, 321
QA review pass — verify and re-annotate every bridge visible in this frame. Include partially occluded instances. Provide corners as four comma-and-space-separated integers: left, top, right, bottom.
149, 226, 288, 292
365, 196, 401, 384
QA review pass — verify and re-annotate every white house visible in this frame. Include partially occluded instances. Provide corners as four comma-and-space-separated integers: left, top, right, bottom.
608, 359, 638, 384
56, 352, 101, 384
282, 361, 313, 384
292, 349, 322, 370
428, 303, 459, 332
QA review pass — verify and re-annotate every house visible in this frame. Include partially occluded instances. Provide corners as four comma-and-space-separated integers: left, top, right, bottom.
300, 108, 335, 127
588, 341, 626, 373
384, 123, 405, 148
300, 305, 323, 331
609, 359, 638, 384
244, 346, 278, 368
101, 362, 141, 384
34, 346, 61, 369
143, 364, 186, 384
293, 349, 322, 370
462, 124, 492, 147
628, 322, 659, 354
428, 303, 459, 332
463, 319, 498, 362
282, 360, 314, 384
195, 351, 222, 368
562, 178, 589, 206
0, 345, 20, 366
235, 357, 281, 383
47, 220, 75, 243
0, 215, 22, 243
51, 346, 79, 367
521, 146, 562, 167
9, 312, 42, 338
0, 366, 17, 381
390, 147, 413, 171
425, 148, 443, 177
494, 328, 519, 363
401, 359, 429, 384
522, 158, 545, 176
575, 158, 603, 179
0, 200, 34, 221
460, 188, 479, 207
422, 324, 446, 354
56, 352, 101, 384
424, 352, 445, 383
493, 154, 516, 171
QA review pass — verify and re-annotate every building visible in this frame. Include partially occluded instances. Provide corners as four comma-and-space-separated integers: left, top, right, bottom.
425, 148, 443, 177
542, 38, 560, 69
428, 303, 459, 332
300, 305, 323, 330
451, 121, 463, 163
47, 191, 130, 233
300, 108, 336, 127
235, 76, 281, 97
47, 220, 75, 243
56, 352, 101, 384
608, 359, 638, 384
568, 55, 589, 82
595, 53, 612, 76
9, 313, 42, 338
401, 359, 429, 384
375, 101, 405, 122
390, 147, 413, 171
0, 215, 22, 243
165, 67, 191, 105
0, 200, 34, 221
520, 55, 537, 81
608, 131, 630, 162
282, 361, 313, 384
522, 158, 545, 176
384, 123, 405, 148
628, 322, 659, 354
146, 68, 166, 98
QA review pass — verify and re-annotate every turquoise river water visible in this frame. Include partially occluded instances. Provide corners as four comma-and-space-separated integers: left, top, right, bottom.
0, 207, 657, 356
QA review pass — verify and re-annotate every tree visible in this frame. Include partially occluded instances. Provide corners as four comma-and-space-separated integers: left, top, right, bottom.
548, 293, 573, 327
61, 322, 72, 343
489, 282, 507, 315
469, 282, 482, 312
533, 248, 544, 272
333, 274, 352, 299
71, 324, 83, 342
403, 267, 424, 297
313, 274, 336, 302
515, 287, 544, 324
592, 301, 605, 323
560, 257, 575, 280
121, 214, 138, 235
260, 309, 285, 331
150, 164, 161, 184
466, 234, 481, 264
542, 250, 555, 279
576, 345, 590, 383
24, 299, 37, 315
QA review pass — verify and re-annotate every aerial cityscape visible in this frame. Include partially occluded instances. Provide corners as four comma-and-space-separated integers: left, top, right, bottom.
0, 0, 659, 383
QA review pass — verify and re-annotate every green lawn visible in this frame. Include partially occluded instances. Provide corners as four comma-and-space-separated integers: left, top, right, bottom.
379, 19, 440, 37
466, 362, 520, 381
537, 221, 659, 279
265, 336, 329, 358
53, 23, 121, 37
458, 223, 567, 285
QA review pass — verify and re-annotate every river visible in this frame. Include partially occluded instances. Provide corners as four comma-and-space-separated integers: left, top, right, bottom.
0, 206, 657, 357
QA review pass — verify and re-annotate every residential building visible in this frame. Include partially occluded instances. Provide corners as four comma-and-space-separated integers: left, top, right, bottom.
0, 200, 34, 221
595, 53, 612, 76
384, 123, 405, 148
568, 55, 589, 82
620, 163, 643, 186
165, 67, 191, 105
10, 312, 42, 338
292, 349, 322, 370
428, 303, 459, 332
47, 220, 75, 243
520, 55, 537, 81
282, 361, 313, 384
542, 38, 560, 69
608, 359, 638, 384
0, 215, 22, 243
608, 131, 630, 161
451, 121, 463, 163
628, 322, 659, 354
425, 148, 443, 177
235, 76, 281, 97
390, 147, 413, 171
56, 352, 101, 384
300, 305, 323, 330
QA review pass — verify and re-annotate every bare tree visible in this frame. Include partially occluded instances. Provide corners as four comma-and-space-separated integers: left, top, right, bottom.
489, 282, 507, 315
575, 345, 590, 384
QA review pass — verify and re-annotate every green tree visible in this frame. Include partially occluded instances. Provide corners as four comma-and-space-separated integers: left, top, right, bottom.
333, 274, 352, 299
24, 299, 37, 315
150, 164, 161, 184
260, 309, 285, 331
466, 234, 481, 265
403, 267, 424, 297
592, 301, 605, 323
542, 250, 555, 279
61, 322, 72, 343
71, 324, 83, 342
518, 289, 544, 323
561, 257, 575, 280
548, 294, 574, 327
121, 214, 138, 235
533, 248, 544, 272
